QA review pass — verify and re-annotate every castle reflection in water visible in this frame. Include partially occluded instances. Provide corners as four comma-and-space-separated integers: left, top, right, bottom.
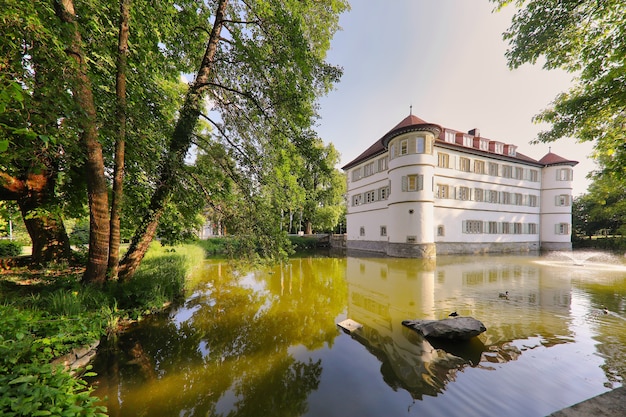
342, 255, 574, 399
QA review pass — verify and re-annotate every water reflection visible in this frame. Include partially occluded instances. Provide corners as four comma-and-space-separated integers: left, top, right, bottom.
90, 253, 626, 417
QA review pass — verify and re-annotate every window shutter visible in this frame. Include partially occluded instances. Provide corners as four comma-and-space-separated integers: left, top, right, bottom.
401, 176, 407, 191
418, 174, 424, 191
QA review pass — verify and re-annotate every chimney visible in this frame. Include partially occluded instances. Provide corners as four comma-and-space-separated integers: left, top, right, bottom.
468, 128, 480, 137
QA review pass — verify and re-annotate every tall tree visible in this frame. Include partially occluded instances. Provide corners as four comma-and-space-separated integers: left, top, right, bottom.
54, 0, 110, 284
118, 0, 348, 280
0, 3, 74, 263
299, 140, 345, 234
108, 0, 131, 280
492, 0, 626, 174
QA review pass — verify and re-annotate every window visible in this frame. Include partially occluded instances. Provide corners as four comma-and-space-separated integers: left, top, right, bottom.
380, 226, 387, 237
556, 194, 571, 206
494, 142, 504, 154
458, 186, 470, 201
529, 194, 538, 207
445, 130, 455, 143
502, 192, 511, 205
502, 165, 513, 178
402, 174, 424, 192
416, 136, 425, 153
529, 170, 539, 182
352, 168, 362, 182
379, 186, 390, 200
464, 220, 483, 234
514, 193, 523, 206
514, 223, 523, 234
365, 190, 376, 203
528, 223, 538, 234
363, 161, 375, 177
557, 168, 573, 181
479, 139, 489, 151
400, 139, 409, 155
438, 152, 450, 168
474, 160, 485, 174
463, 135, 473, 147
502, 222, 511, 234
459, 157, 471, 172
352, 194, 363, 206
436, 184, 450, 199
437, 225, 445, 236
556, 223, 570, 235
515, 167, 524, 179
474, 188, 484, 202
488, 190, 499, 203
488, 221, 498, 234
378, 157, 388, 172
359, 226, 365, 236
489, 162, 499, 176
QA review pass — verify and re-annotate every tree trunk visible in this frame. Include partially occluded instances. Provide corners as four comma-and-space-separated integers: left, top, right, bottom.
108, 0, 131, 280
117, 0, 229, 281
0, 172, 71, 264
54, 0, 110, 285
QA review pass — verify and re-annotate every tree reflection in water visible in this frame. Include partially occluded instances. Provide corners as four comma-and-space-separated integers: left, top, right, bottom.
91, 258, 346, 417
89, 254, 626, 417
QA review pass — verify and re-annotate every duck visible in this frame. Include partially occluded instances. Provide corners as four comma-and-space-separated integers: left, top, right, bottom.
499, 291, 509, 299
448, 311, 459, 317
602, 306, 609, 315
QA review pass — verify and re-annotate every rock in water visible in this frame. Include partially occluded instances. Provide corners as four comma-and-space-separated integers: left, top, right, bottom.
402, 317, 487, 340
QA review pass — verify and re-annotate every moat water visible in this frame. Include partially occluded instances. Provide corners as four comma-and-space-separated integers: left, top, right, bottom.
89, 251, 626, 417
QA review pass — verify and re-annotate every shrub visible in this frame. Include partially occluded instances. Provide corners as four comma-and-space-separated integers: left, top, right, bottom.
0, 240, 21, 258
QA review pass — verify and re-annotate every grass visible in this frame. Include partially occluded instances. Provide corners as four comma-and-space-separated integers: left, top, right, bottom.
0, 242, 206, 417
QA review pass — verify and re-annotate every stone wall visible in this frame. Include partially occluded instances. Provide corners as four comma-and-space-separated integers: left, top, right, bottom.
344, 239, 546, 257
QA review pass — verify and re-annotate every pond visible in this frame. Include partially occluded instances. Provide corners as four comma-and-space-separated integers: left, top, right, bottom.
89, 251, 626, 417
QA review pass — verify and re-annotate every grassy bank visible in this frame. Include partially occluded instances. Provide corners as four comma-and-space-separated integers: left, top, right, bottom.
0, 242, 205, 417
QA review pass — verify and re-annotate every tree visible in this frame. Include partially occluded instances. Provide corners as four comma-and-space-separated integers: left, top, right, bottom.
492, 0, 626, 176
299, 140, 346, 234
118, 0, 349, 279
54, 0, 111, 284
573, 173, 626, 237
2, 0, 348, 282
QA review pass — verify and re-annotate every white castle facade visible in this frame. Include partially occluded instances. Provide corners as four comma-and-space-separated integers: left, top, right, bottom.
342, 114, 578, 258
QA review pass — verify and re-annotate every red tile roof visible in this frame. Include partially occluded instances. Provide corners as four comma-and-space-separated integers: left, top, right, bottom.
341, 114, 577, 170
538, 151, 579, 166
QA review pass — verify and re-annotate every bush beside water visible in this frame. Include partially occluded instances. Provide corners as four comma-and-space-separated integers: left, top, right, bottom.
0, 240, 21, 257
0, 242, 204, 417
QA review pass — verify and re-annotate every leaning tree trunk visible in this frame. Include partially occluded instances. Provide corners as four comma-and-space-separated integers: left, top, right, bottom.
108, 0, 131, 280
117, 0, 229, 281
55, 0, 110, 285
0, 172, 72, 264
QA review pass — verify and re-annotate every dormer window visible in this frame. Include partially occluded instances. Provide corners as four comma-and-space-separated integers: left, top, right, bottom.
479, 138, 489, 151
463, 135, 473, 147
445, 130, 455, 143
490, 141, 504, 154
505, 144, 517, 156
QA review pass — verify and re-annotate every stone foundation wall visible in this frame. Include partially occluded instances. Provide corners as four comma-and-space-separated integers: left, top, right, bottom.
345, 239, 549, 257
436, 241, 540, 255
345, 239, 387, 254
329, 234, 347, 249
387, 242, 436, 258
540, 241, 573, 251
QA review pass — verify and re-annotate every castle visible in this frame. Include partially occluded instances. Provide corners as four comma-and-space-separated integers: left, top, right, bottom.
342, 114, 577, 257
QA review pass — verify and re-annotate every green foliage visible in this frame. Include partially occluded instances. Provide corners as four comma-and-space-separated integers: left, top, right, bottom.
0, 240, 21, 257
0, 243, 205, 416
288, 236, 325, 252
493, 1, 626, 159
69, 218, 90, 247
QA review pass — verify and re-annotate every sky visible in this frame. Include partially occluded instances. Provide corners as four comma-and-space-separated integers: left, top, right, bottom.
315, 0, 596, 196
